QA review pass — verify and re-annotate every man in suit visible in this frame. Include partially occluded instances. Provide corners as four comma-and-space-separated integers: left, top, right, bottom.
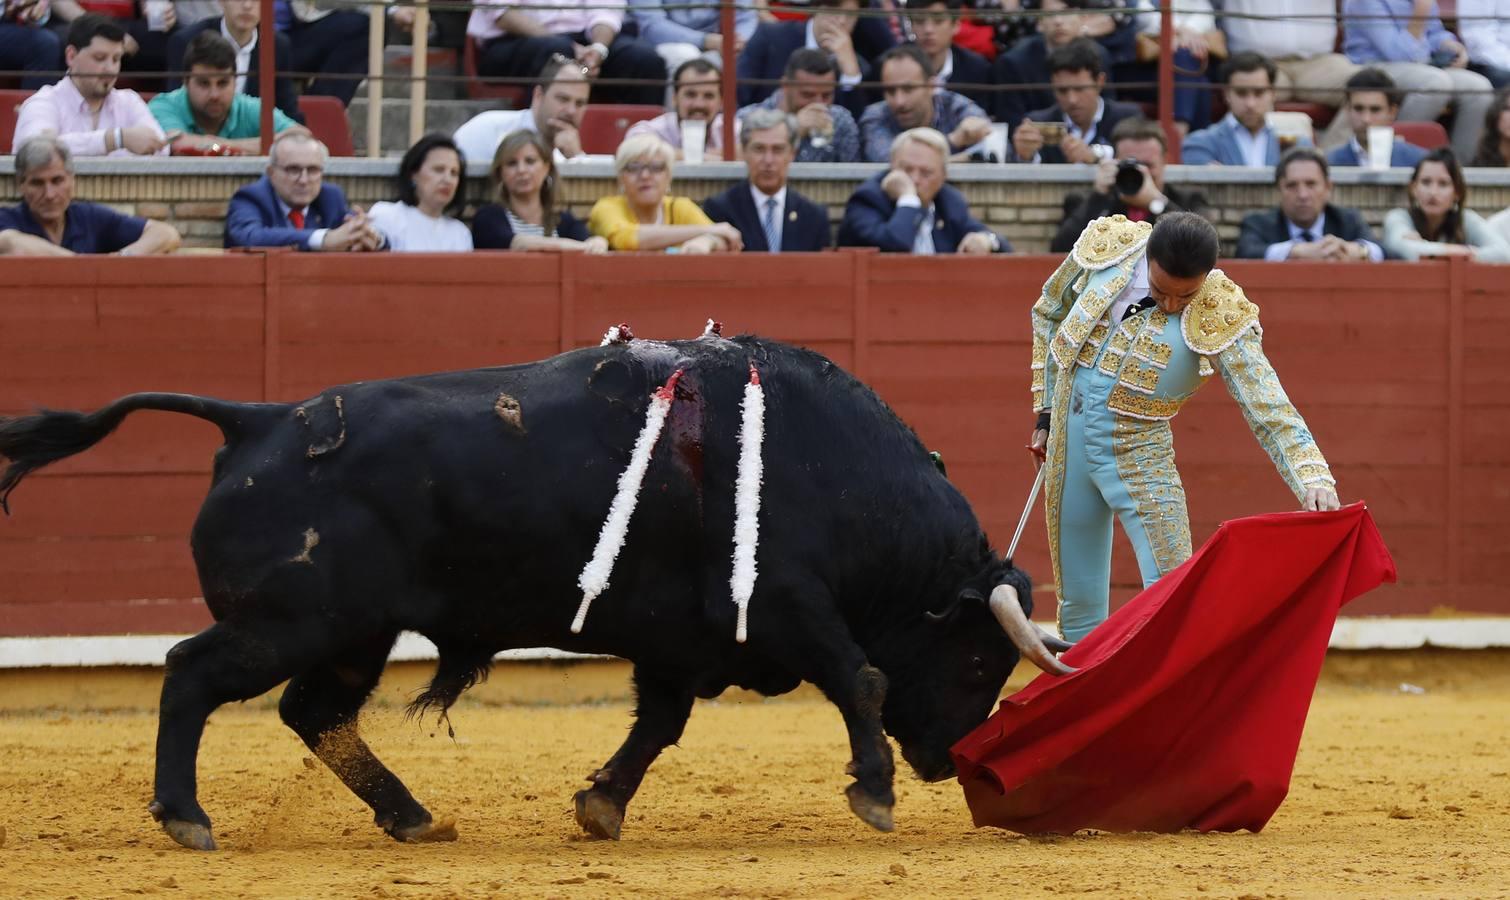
903, 0, 992, 109
1236, 146, 1385, 260
736, 0, 897, 117
1051, 117, 1210, 252
1010, 38, 1142, 164
1326, 68, 1430, 168
702, 108, 831, 252
1182, 52, 1307, 166
225, 132, 383, 251
991, 0, 1106, 126
838, 126, 1009, 253
165, 0, 302, 123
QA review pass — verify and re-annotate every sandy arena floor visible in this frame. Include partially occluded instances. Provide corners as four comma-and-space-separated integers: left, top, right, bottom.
0, 651, 1507, 899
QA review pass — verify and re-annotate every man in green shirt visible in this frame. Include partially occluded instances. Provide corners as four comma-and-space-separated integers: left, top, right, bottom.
148, 32, 307, 154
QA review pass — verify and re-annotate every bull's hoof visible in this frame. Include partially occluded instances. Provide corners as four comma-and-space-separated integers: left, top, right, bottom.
392, 818, 459, 843
573, 789, 623, 841
148, 800, 218, 851
845, 783, 895, 833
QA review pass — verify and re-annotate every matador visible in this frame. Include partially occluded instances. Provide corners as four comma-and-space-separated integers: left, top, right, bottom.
1029, 212, 1342, 642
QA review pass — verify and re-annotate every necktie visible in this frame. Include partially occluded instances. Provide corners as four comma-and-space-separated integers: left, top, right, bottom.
761, 197, 780, 253
912, 207, 935, 255
289, 208, 305, 229
1122, 296, 1155, 321
1299, 230, 1315, 243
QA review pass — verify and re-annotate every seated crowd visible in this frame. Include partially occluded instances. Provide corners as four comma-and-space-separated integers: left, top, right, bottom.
6, 3, 1510, 260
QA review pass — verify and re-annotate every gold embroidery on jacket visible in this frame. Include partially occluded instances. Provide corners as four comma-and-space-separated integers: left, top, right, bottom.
1107, 385, 1182, 420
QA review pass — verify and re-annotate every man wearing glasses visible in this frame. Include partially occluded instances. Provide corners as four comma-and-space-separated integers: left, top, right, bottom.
224, 131, 383, 251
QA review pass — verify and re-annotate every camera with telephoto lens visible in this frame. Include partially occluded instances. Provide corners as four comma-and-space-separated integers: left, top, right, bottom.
1114, 158, 1147, 196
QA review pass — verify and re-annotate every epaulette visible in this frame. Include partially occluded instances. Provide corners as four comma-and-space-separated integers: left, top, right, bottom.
1070, 215, 1152, 271
1181, 269, 1260, 355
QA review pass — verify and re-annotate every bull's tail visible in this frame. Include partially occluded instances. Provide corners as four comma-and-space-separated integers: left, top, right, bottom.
405, 643, 495, 730
0, 392, 258, 514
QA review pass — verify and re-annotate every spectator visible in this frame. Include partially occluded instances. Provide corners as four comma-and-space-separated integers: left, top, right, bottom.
1010, 37, 1142, 164
625, 58, 727, 159
48, 0, 175, 88
626, 0, 755, 85
225, 131, 383, 251
165, 0, 302, 123
1472, 87, 1510, 165
1114, 0, 1217, 133
473, 129, 606, 252
149, 32, 306, 154
702, 108, 831, 252
467, 0, 665, 106
0, 0, 62, 90
838, 126, 1008, 253
13, 15, 168, 156
1222, 0, 1358, 106
904, 0, 993, 108
453, 55, 590, 165
367, 134, 473, 252
1342, 0, 1493, 162
1181, 52, 1302, 166
736, 0, 898, 116
276, 0, 370, 106
1050, 116, 1209, 251
1381, 147, 1510, 260
991, 0, 1107, 125
1457, 0, 1510, 89
0, 136, 181, 256
860, 44, 992, 162
588, 134, 744, 252
1326, 68, 1429, 167
736, 47, 861, 163
1236, 146, 1384, 260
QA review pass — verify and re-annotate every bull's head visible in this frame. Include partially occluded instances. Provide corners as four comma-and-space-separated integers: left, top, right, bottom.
875, 561, 1074, 783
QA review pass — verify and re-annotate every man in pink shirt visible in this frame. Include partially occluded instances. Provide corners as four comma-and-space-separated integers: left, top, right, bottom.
624, 58, 727, 159
12, 14, 169, 156
467, 0, 665, 105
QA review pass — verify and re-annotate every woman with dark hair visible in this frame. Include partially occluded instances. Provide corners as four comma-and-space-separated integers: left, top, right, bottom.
472, 130, 606, 252
1472, 88, 1510, 166
368, 133, 473, 252
1382, 148, 1510, 261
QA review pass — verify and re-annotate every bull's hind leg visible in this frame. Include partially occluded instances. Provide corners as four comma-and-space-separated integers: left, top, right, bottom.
574, 664, 695, 840
151, 623, 327, 850
278, 632, 456, 844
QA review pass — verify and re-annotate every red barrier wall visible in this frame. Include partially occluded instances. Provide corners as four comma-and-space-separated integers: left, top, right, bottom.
1, 253, 1504, 636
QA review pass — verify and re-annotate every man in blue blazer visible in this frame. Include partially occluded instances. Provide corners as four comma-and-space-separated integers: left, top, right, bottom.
1182, 52, 1309, 166
736, 0, 897, 117
1325, 68, 1430, 168
837, 126, 1008, 253
225, 132, 383, 251
702, 108, 831, 252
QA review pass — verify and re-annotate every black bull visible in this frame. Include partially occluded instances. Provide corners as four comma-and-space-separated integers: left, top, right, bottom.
0, 334, 1068, 850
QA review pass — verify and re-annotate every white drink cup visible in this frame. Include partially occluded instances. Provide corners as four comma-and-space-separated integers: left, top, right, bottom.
681, 119, 707, 164
983, 122, 1009, 163
145, 0, 172, 32
1367, 126, 1395, 170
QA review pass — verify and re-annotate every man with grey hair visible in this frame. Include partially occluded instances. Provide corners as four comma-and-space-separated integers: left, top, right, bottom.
701, 107, 830, 252
225, 131, 383, 251
838, 127, 1006, 253
0, 136, 181, 256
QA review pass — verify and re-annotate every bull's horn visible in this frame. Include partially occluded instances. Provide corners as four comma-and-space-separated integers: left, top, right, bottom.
989, 584, 1076, 677
1036, 625, 1075, 655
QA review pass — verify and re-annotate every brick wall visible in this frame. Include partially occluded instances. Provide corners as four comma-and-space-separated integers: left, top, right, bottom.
5, 158, 1510, 254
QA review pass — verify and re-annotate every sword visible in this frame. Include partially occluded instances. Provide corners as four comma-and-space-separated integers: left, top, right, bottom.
1006, 464, 1046, 562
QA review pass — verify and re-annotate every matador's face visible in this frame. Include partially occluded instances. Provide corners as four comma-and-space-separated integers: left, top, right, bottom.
1148, 259, 1207, 315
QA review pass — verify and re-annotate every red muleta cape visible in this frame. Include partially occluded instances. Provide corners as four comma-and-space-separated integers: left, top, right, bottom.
951, 502, 1397, 834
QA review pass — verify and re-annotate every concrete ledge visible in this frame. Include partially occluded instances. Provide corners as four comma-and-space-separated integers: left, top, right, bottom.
5, 617, 1508, 668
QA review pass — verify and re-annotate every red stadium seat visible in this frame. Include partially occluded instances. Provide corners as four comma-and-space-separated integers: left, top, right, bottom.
463, 37, 528, 107
0, 88, 31, 153
1393, 120, 1450, 151
298, 95, 355, 157
578, 104, 663, 154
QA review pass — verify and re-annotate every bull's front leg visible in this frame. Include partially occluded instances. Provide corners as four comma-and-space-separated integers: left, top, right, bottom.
816, 659, 896, 832
574, 664, 694, 840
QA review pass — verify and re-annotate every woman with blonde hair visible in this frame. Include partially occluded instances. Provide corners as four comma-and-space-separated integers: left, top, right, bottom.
588, 134, 743, 253
1382, 148, 1510, 261
473, 130, 606, 252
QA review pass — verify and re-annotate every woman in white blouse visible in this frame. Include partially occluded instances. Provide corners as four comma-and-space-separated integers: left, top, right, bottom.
367, 134, 474, 252
1382, 148, 1510, 262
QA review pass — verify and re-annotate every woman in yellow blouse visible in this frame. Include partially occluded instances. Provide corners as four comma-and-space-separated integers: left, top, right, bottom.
589, 135, 744, 253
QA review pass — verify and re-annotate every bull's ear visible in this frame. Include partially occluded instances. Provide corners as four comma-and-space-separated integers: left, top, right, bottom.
959, 587, 986, 606
924, 587, 985, 625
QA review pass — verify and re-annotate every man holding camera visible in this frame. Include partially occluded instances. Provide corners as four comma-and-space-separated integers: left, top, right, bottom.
1050, 117, 1209, 253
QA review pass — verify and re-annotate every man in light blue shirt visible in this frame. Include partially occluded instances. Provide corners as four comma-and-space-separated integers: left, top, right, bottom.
1182, 52, 1305, 166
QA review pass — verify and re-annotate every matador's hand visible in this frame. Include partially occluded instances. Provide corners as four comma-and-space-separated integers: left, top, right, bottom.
1028, 428, 1047, 464
1303, 486, 1340, 512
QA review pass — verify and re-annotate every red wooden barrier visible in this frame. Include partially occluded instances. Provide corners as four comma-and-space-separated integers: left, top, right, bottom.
1, 253, 1504, 636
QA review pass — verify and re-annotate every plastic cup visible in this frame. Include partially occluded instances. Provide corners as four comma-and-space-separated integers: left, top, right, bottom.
680, 119, 707, 165
983, 123, 1009, 163
1368, 126, 1395, 170
145, 0, 172, 31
